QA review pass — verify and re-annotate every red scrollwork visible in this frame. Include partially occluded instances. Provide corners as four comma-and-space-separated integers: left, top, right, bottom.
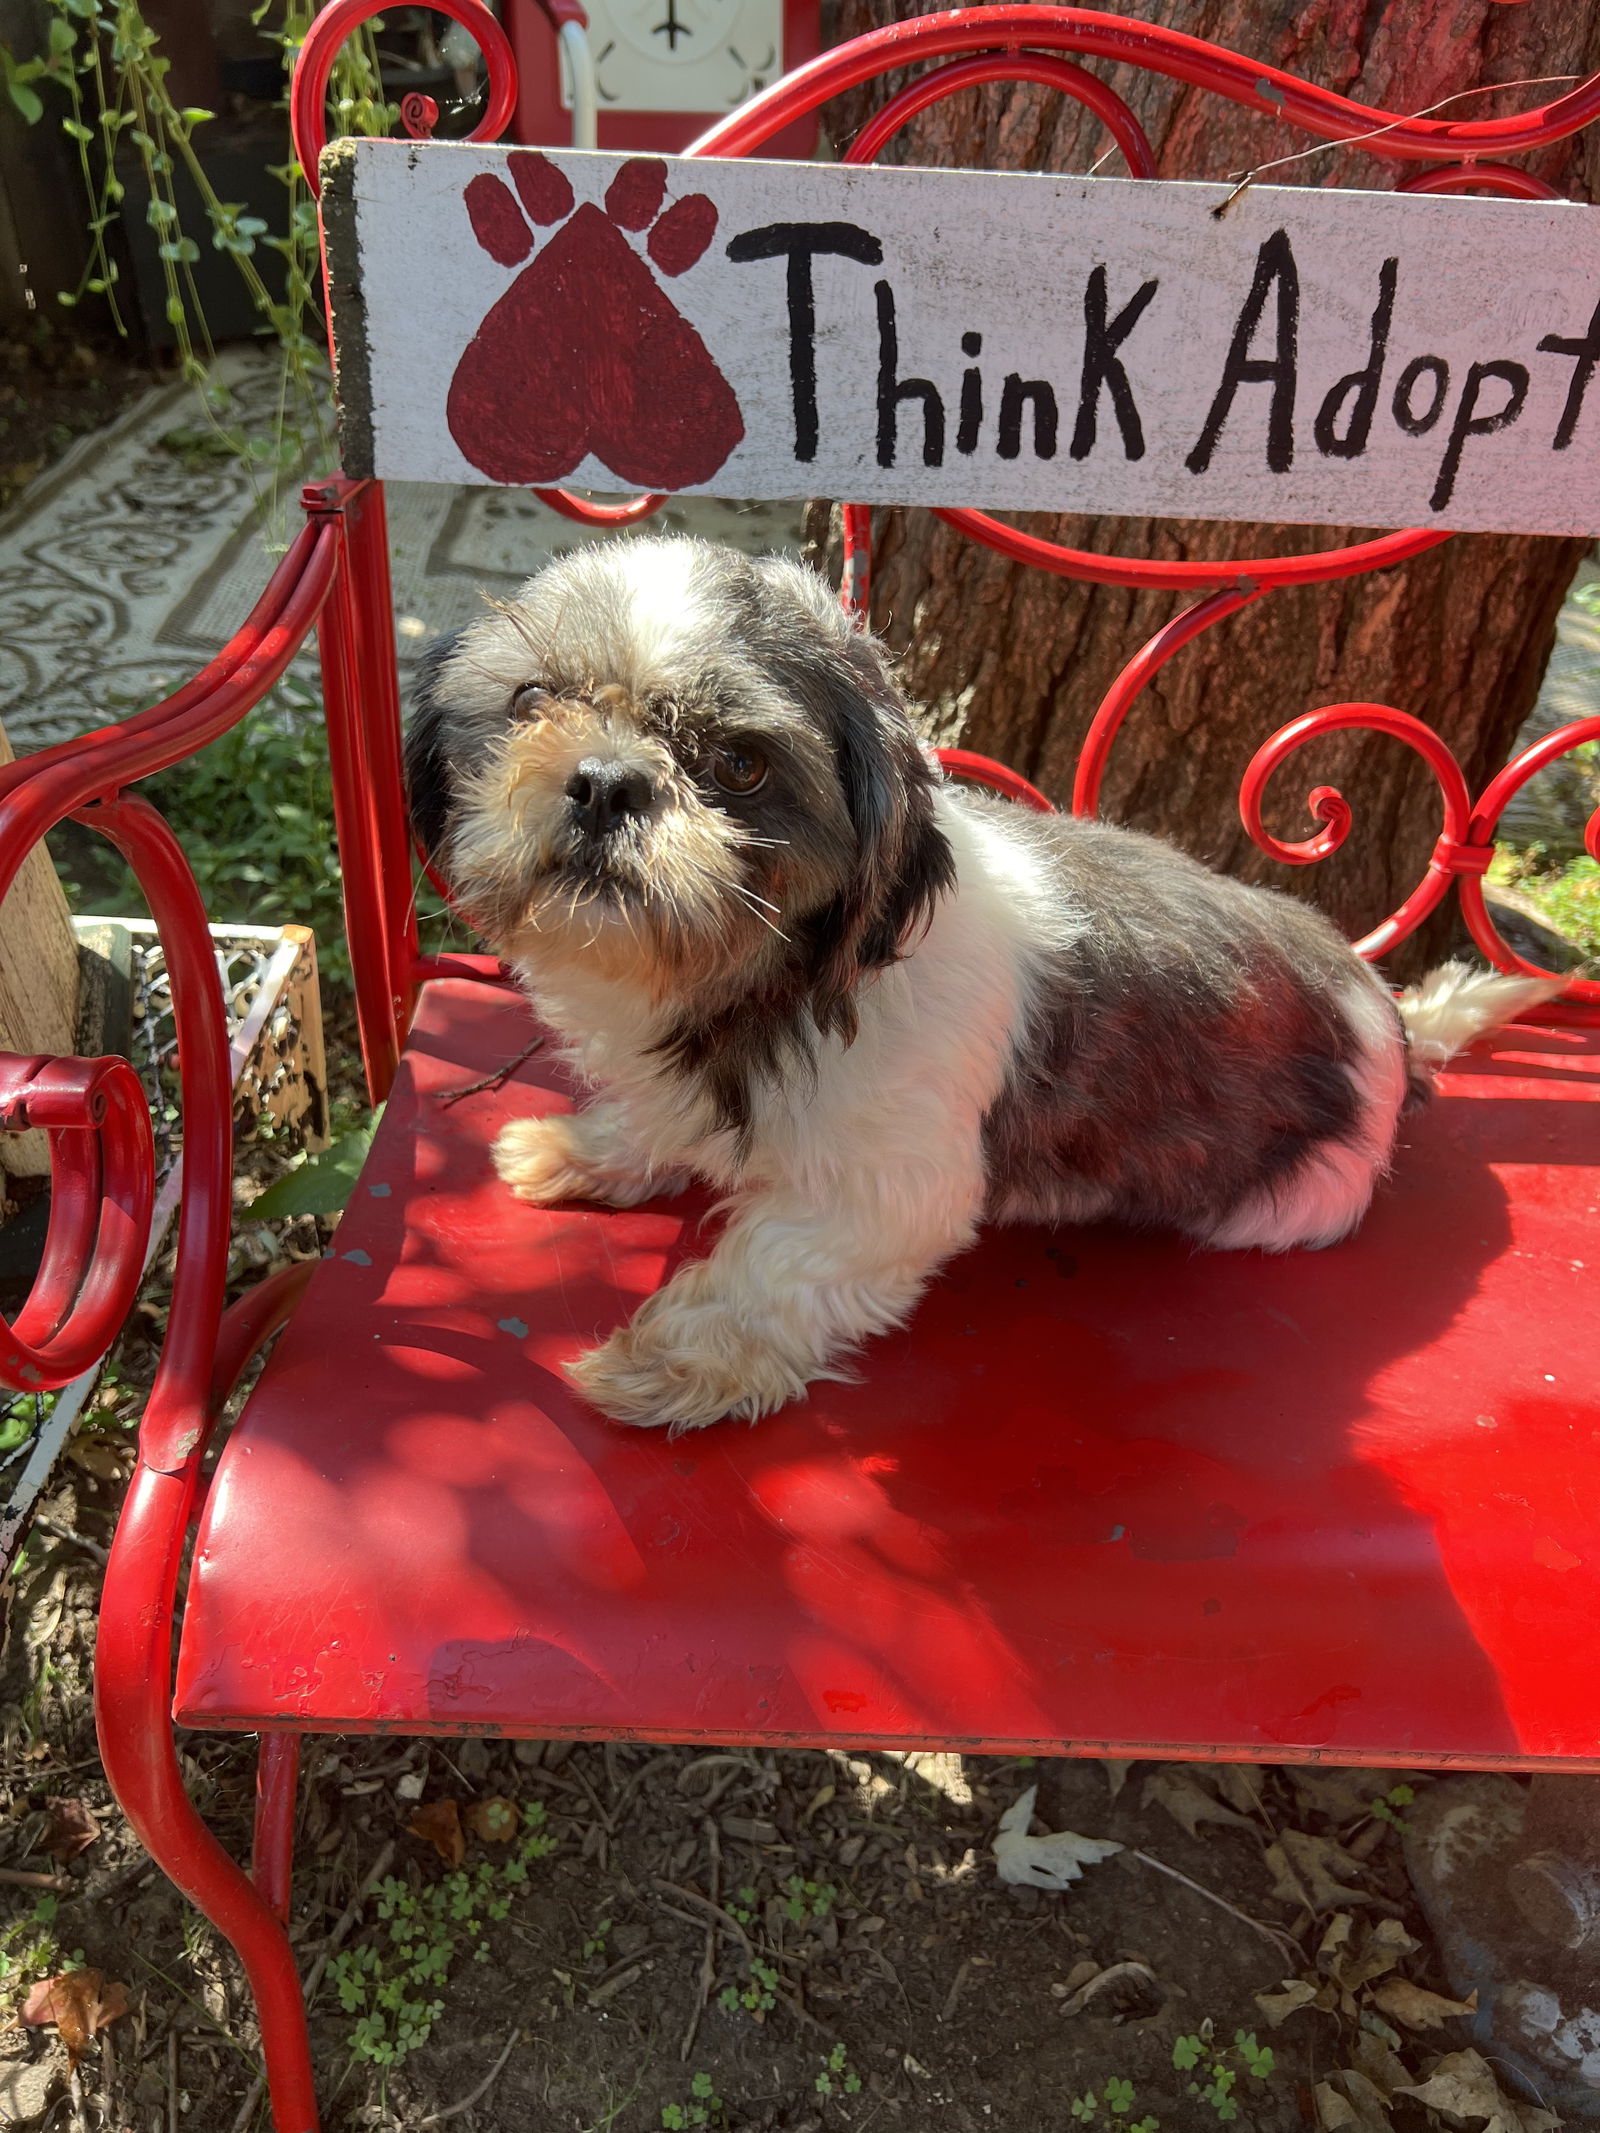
1238, 703, 1478, 959
0, 1053, 154, 1393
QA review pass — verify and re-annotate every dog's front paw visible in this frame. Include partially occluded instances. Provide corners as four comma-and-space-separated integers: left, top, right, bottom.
567, 1285, 813, 1431
493, 1115, 600, 1205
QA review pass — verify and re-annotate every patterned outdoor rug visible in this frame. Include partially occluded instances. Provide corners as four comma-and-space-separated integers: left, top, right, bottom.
0, 347, 803, 754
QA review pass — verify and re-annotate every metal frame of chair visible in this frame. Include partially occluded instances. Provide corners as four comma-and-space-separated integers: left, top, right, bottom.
1, 6, 1598, 2125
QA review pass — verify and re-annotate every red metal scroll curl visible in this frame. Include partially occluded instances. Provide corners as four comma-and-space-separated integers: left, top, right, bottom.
1240, 702, 1487, 962
1458, 716, 1600, 1002
0, 1054, 154, 1393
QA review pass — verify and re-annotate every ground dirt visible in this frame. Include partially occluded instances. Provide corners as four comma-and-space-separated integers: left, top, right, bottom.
0, 330, 161, 516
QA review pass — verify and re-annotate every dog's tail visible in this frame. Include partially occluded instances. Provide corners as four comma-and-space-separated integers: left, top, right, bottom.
1396, 960, 1566, 1097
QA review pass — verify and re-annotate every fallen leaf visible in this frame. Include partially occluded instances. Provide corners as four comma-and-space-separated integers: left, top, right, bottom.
65, 1436, 127, 1480
1054, 1959, 1165, 2020
1349, 2029, 1412, 2099
1255, 1978, 1323, 2027
405, 1799, 465, 1867
42, 1797, 100, 1863
1318, 1913, 1418, 1997
1266, 1830, 1373, 1912
1371, 1977, 1478, 2032
1396, 2049, 1560, 2132
1102, 1760, 1135, 1799
1142, 1768, 1254, 1839
21, 1970, 132, 2063
465, 1796, 519, 1844
1053, 1960, 1102, 1998
1314, 2068, 1395, 2131
992, 1785, 1121, 1890
1212, 1764, 1266, 1818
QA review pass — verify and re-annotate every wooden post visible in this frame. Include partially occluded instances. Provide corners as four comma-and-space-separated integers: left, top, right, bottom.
0, 719, 80, 1196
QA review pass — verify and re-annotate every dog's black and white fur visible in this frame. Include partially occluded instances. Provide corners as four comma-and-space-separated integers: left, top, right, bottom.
408, 535, 1553, 1430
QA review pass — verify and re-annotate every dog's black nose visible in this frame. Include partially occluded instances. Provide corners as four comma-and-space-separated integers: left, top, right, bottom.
565, 758, 652, 836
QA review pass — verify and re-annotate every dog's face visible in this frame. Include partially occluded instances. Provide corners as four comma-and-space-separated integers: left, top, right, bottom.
408, 538, 952, 1035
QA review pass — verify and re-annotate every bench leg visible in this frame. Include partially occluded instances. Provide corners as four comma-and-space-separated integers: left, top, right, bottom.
253, 1734, 301, 1926
97, 1464, 320, 2133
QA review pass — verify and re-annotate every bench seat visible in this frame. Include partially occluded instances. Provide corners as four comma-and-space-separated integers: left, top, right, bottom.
175, 977, 1600, 1768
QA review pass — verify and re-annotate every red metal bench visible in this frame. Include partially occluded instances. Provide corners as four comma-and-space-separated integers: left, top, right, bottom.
4, 6, 1600, 2128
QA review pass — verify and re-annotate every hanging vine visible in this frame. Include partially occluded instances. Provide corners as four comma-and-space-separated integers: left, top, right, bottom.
2, 2, 402, 521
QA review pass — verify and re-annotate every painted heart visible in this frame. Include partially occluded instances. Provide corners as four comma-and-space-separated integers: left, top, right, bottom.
446, 158, 745, 492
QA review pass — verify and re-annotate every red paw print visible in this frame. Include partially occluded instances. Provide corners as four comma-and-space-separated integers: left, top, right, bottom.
446, 154, 745, 492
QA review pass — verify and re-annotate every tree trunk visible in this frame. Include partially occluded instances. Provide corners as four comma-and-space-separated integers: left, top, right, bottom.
808, 0, 1600, 971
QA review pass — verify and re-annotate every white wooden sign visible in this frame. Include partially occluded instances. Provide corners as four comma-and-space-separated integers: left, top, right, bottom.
321, 140, 1600, 537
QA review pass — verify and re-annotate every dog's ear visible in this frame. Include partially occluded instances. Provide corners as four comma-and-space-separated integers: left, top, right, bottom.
404, 630, 467, 871
792, 634, 955, 1043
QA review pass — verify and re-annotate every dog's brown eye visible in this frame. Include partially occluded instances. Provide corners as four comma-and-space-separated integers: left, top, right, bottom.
511, 683, 551, 722
710, 745, 768, 795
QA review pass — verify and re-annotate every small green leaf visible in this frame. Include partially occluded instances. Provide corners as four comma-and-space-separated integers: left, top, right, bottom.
47, 19, 77, 54
7, 81, 44, 124
248, 1110, 382, 1219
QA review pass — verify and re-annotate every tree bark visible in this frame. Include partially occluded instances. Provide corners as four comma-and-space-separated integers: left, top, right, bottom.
807, 0, 1600, 971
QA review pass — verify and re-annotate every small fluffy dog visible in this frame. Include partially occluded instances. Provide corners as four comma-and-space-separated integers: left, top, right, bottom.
407, 536, 1552, 1431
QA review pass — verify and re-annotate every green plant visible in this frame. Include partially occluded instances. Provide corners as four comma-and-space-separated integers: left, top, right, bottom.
661, 2071, 723, 2130
717, 1954, 778, 2019
0, 0, 401, 526
248, 1108, 383, 1220
0, 1895, 83, 2008
814, 2042, 862, 2099
1368, 1782, 1416, 1833
1172, 2026, 1275, 2125
325, 1803, 556, 2067
582, 1916, 613, 1961
784, 1875, 837, 1926
1068, 2083, 1157, 2130
726, 1885, 757, 1927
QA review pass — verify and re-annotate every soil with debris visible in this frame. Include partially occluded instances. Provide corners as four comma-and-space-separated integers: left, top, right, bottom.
0, 329, 160, 516
0, 1002, 1566, 2133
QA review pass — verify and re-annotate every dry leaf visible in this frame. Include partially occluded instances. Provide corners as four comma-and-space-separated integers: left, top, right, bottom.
21, 1970, 132, 2064
1055, 1960, 1165, 2021
1314, 2067, 1395, 2131
405, 1798, 465, 1867
992, 1786, 1121, 1890
1102, 1760, 1135, 1799
65, 1436, 127, 1480
465, 1796, 519, 1844
1142, 1768, 1254, 1839
1370, 1977, 1478, 2032
1396, 2048, 1561, 2132
1212, 1764, 1266, 1818
1255, 1978, 1323, 2027
1319, 1914, 1418, 1997
1349, 2029, 1412, 2100
1266, 1830, 1373, 1911
42, 1797, 100, 1863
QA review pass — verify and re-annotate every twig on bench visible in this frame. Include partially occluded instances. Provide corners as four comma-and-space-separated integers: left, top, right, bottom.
226, 1840, 399, 2133
1127, 1848, 1302, 1963
436, 1035, 545, 1107
418, 2025, 522, 2124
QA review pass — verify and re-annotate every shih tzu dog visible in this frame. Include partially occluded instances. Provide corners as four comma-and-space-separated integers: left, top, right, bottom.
407, 535, 1554, 1432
